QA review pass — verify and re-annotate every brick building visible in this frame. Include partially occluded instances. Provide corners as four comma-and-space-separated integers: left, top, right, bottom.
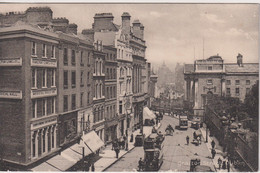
184, 54, 259, 117
0, 7, 104, 171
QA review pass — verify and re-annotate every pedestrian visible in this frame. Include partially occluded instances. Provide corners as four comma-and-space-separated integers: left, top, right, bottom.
218, 157, 222, 170
186, 135, 189, 145
91, 163, 95, 172
227, 161, 230, 172
130, 134, 134, 143
138, 158, 143, 171
211, 140, 215, 149
211, 148, 216, 159
115, 145, 120, 158
193, 131, 196, 139
222, 160, 226, 169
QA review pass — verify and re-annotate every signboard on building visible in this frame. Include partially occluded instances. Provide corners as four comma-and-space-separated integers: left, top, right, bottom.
0, 58, 22, 66
31, 59, 57, 67
31, 88, 57, 99
31, 117, 57, 130
0, 90, 22, 99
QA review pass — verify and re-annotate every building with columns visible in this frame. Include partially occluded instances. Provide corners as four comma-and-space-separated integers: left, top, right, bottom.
184, 54, 259, 117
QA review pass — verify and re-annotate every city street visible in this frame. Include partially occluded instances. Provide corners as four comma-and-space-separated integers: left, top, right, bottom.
105, 115, 215, 172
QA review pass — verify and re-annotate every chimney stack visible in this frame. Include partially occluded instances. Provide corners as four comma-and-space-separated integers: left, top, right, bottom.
121, 12, 131, 35
140, 23, 144, 40
93, 13, 114, 32
68, 23, 78, 35
237, 53, 243, 67
132, 19, 141, 39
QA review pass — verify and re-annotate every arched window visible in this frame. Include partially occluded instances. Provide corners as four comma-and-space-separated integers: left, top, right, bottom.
120, 68, 124, 77
93, 108, 96, 123
100, 83, 102, 97
96, 84, 98, 98
100, 61, 103, 74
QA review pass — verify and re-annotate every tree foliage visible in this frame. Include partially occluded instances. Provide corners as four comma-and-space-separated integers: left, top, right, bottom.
244, 81, 259, 121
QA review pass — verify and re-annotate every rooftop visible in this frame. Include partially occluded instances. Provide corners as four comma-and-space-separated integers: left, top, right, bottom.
225, 63, 259, 73
94, 13, 114, 18
26, 7, 53, 13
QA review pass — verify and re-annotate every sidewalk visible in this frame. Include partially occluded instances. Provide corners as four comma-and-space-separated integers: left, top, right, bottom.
200, 125, 239, 172
95, 123, 161, 172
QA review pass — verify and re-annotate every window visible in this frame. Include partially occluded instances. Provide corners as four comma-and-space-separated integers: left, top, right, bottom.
43, 99, 47, 116
32, 100, 37, 118
107, 68, 109, 79
110, 87, 112, 99
107, 107, 109, 119
119, 101, 122, 114
64, 48, 68, 65
226, 80, 231, 85
110, 69, 112, 79
87, 72, 90, 81
113, 86, 116, 98
64, 95, 68, 112
80, 93, 83, 107
80, 51, 84, 66
72, 71, 76, 88
87, 52, 90, 65
107, 87, 109, 99
236, 88, 240, 95
87, 92, 90, 104
51, 45, 55, 59
32, 41, 37, 56
235, 80, 240, 85
51, 97, 55, 114
80, 71, 84, 87
42, 44, 47, 58
208, 66, 212, 70
207, 79, 213, 85
246, 88, 250, 94
226, 88, 230, 95
42, 69, 47, 88
72, 94, 76, 110
64, 71, 68, 89
71, 50, 76, 65
246, 80, 250, 85
32, 69, 37, 88
51, 69, 55, 87
113, 69, 116, 79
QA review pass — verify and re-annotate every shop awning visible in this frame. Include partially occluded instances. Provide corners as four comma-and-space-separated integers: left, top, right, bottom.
46, 155, 75, 171
31, 161, 61, 172
81, 130, 105, 153
143, 107, 156, 120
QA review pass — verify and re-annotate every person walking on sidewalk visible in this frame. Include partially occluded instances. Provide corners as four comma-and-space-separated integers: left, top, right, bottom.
186, 136, 190, 145
211, 140, 215, 149
222, 160, 227, 170
91, 163, 95, 172
211, 148, 216, 159
227, 161, 230, 172
218, 157, 222, 170
138, 158, 144, 171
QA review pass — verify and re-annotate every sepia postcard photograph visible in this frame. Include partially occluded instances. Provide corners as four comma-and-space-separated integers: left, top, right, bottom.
0, 2, 258, 172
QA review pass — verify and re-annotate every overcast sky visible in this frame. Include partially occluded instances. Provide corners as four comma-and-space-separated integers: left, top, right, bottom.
0, 3, 258, 67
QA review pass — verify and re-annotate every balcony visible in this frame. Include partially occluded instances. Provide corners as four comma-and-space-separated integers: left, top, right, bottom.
0, 90, 22, 99
31, 58, 57, 68
31, 88, 57, 99
0, 58, 22, 66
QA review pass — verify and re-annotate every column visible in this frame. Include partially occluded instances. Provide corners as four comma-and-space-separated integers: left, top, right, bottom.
45, 128, 48, 153
49, 126, 52, 151
184, 80, 187, 100
54, 125, 57, 149
221, 79, 226, 96
194, 80, 199, 108
36, 130, 39, 157
31, 131, 35, 159
190, 80, 193, 100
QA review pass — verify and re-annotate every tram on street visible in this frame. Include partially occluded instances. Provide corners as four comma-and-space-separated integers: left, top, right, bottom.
179, 115, 188, 130
143, 133, 164, 171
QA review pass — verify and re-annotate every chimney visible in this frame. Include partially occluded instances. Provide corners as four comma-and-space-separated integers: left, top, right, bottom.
93, 13, 114, 32
140, 23, 144, 40
82, 29, 94, 41
132, 19, 141, 39
68, 23, 78, 35
121, 12, 131, 35
52, 17, 69, 33
237, 53, 243, 67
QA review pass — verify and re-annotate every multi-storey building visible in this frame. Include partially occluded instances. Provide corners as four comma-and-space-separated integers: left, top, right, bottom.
0, 23, 59, 169
92, 40, 106, 141
103, 45, 117, 143
184, 54, 259, 117
0, 7, 104, 171
130, 20, 147, 130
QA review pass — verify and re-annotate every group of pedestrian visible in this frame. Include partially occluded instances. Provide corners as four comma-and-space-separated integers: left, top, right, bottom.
218, 157, 231, 172
112, 134, 129, 158
211, 140, 231, 172
83, 160, 95, 172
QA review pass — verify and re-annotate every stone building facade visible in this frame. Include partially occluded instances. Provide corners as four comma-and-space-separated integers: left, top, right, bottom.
184, 54, 259, 117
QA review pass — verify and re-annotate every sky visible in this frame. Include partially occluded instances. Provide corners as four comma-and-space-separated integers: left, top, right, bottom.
0, 3, 258, 69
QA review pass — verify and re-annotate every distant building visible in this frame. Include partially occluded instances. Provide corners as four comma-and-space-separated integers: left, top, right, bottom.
157, 61, 174, 87
184, 54, 259, 117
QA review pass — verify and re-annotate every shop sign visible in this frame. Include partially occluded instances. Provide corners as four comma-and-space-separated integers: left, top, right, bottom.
0, 58, 22, 66
31, 117, 57, 130
31, 59, 57, 67
31, 88, 57, 99
0, 90, 22, 99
